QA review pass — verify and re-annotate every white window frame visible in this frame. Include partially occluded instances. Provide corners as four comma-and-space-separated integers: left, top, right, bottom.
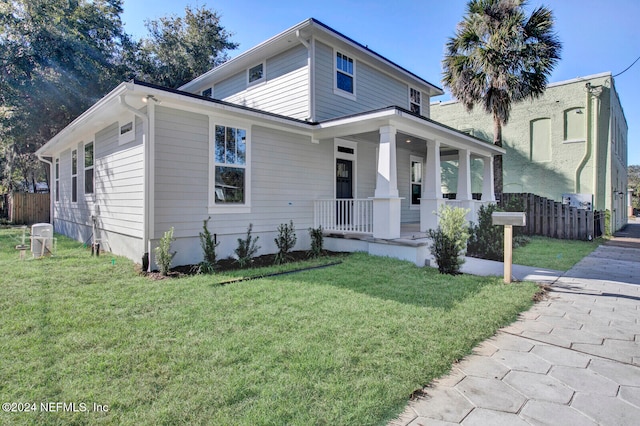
208, 118, 251, 214
410, 155, 423, 209
84, 142, 94, 195
409, 87, 422, 115
247, 62, 265, 86
71, 149, 78, 203
334, 50, 356, 100
55, 157, 60, 203
334, 139, 358, 199
119, 113, 136, 145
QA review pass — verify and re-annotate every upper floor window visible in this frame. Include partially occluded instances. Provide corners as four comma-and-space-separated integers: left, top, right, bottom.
564, 107, 585, 142
336, 52, 354, 94
202, 87, 213, 98
530, 118, 551, 162
71, 149, 78, 203
55, 158, 59, 202
213, 124, 248, 207
84, 142, 94, 194
119, 114, 135, 145
248, 63, 264, 85
409, 88, 421, 115
410, 155, 423, 207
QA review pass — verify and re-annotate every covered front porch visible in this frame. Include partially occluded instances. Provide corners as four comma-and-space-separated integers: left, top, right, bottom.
313, 108, 504, 260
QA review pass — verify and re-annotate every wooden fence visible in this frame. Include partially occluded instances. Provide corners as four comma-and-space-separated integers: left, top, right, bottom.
499, 193, 603, 241
1, 193, 50, 225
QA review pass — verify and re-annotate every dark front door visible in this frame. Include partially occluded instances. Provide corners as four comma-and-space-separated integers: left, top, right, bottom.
336, 159, 353, 225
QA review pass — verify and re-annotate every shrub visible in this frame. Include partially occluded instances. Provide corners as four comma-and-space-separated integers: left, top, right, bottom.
308, 226, 324, 258
155, 227, 176, 276
467, 203, 503, 261
198, 217, 219, 274
235, 223, 260, 268
274, 220, 297, 264
427, 205, 469, 275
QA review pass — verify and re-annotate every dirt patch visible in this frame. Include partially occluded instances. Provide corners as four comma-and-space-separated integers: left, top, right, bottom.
142, 250, 344, 280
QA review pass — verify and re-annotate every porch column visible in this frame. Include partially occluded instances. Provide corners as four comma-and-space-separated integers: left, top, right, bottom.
481, 156, 496, 202
421, 139, 445, 231
373, 125, 401, 239
456, 148, 475, 223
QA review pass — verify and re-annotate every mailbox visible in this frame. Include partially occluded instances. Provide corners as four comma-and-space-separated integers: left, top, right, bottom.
492, 212, 526, 227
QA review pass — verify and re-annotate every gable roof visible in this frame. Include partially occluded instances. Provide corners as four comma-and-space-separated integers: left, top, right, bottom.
179, 18, 443, 96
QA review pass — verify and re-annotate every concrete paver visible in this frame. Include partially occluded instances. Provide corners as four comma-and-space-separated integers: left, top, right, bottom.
390, 220, 640, 426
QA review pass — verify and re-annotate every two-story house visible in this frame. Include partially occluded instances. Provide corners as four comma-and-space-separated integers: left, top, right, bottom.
36, 18, 503, 268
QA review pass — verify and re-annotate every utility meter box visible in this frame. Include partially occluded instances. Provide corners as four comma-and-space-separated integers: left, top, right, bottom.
492, 212, 526, 227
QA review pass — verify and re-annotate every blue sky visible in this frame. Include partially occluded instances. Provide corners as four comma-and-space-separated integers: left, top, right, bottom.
121, 0, 640, 166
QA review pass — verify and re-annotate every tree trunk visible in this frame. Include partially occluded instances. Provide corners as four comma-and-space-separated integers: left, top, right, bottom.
493, 117, 503, 197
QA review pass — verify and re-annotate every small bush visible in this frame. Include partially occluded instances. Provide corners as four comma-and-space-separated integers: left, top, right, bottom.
308, 226, 324, 258
155, 227, 176, 276
198, 217, 219, 274
427, 205, 469, 275
274, 220, 297, 264
235, 223, 260, 268
467, 203, 503, 261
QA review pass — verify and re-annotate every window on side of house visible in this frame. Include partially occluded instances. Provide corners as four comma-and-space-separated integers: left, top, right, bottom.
530, 118, 551, 162
55, 158, 59, 202
119, 115, 135, 145
84, 142, 94, 194
564, 107, 585, 142
71, 149, 78, 203
336, 51, 354, 94
248, 63, 264, 85
202, 87, 213, 98
409, 88, 421, 115
213, 124, 248, 207
410, 155, 423, 206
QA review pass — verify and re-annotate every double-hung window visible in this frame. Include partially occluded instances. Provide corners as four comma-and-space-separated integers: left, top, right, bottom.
213, 124, 248, 208
410, 88, 422, 115
336, 51, 355, 95
248, 63, 264, 85
71, 149, 78, 203
84, 142, 94, 194
410, 155, 423, 207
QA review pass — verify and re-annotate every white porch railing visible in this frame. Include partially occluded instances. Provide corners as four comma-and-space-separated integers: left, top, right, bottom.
444, 199, 494, 224
314, 199, 373, 234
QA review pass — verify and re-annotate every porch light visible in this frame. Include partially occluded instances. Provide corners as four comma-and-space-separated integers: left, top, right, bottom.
405, 138, 411, 143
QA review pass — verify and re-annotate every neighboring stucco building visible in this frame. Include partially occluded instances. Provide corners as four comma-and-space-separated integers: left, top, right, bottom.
431, 72, 629, 232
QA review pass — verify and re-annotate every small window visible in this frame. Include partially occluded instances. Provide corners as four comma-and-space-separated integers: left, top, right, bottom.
248, 63, 264, 84
84, 142, 94, 194
214, 125, 247, 204
71, 149, 78, 203
564, 108, 585, 141
336, 52, 354, 94
55, 158, 59, 202
410, 156, 423, 206
202, 87, 213, 98
119, 116, 135, 145
410, 88, 421, 115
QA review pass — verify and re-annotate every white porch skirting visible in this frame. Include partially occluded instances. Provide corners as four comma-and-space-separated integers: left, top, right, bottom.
314, 199, 373, 234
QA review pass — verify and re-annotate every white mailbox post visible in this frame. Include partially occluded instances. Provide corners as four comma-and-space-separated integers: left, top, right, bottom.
492, 212, 527, 283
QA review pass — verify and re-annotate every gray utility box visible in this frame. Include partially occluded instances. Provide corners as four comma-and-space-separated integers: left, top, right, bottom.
492, 212, 526, 227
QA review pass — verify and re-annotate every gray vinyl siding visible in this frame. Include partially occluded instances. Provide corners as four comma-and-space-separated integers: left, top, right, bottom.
397, 147, 420, 223
215, 45, 309, 119
314, 41, 409, 121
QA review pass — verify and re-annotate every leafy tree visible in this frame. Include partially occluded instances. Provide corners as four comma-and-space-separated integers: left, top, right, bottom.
629, 165, 640, 210
137, 5, 238, 88
442, 0, 561, 194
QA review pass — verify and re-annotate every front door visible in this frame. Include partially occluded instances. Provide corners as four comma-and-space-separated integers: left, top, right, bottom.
336, 159, 353, 225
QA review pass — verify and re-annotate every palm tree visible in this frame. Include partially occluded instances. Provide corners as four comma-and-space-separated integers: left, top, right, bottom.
442, 0, 561, 195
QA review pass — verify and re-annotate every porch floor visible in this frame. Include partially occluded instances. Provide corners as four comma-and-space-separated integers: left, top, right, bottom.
324, 222, 431, 249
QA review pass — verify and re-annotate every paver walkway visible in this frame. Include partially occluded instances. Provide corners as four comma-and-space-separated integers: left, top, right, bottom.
391, 220, 640, 426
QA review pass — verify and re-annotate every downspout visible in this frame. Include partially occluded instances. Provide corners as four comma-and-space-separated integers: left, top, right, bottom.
575, 83, 592, 194
37, 154, 54, 225
591, 90, 600, 209
119, 93, 151, 271
297, 30, 315, 122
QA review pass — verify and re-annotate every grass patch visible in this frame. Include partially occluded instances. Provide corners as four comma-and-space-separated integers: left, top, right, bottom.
0, 228, 538, 425
513, 236, 603, 271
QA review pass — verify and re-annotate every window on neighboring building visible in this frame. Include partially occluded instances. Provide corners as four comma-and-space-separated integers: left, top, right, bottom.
409, 88, 421, 115
213, 125, 247, 205
248, 63, 264, 84
71, 149, 78, 202
564, 107, 585, 141
84, 142, 94, 194
530, 118, 551, 162
55, 158, 59, 202
336, 51, 354, 94
410, 155, 423, 206
202, 87, 213, 98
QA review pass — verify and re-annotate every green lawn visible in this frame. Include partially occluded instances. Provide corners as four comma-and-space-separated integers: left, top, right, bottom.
0, 228, 538, 425
513, 236, 603, 271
